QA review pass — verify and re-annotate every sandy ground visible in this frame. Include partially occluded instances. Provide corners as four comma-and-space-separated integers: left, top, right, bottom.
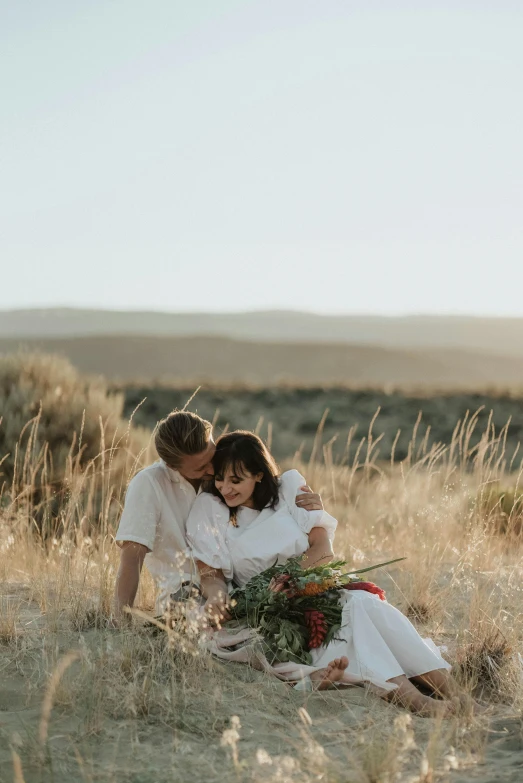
1, 664, 523, 783
1, 582, 522, 783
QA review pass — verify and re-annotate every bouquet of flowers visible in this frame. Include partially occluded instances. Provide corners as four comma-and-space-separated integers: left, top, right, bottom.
227, 557, 404, 665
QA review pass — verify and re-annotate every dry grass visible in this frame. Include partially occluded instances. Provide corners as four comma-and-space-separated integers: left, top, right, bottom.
2, 385, 523, 782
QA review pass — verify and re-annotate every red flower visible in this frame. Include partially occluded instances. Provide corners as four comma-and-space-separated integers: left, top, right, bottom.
342, 581, 386, 601
305, 609, 328, 648
268, 574, 297, 597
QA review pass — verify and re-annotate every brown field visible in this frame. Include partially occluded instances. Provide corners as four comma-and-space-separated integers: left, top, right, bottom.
2, 354, 523, 782
4, 334, 523, 387
5, 309, 523, 359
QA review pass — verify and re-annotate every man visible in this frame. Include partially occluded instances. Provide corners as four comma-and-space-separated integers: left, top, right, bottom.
113, 410, 325, 621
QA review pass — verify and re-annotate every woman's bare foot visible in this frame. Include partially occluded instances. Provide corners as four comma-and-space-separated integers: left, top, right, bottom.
411, 671, 485, 716
386, 674, 454, 718
310, 657, 349, 690
416, 695, 455, 718
392, 689, 455, 718
453, 692, 489, 716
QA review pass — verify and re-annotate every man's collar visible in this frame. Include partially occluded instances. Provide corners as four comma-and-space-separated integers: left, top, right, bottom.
159, 460, 201, 493
159, 459, 181, 484
160, 458, 203, 495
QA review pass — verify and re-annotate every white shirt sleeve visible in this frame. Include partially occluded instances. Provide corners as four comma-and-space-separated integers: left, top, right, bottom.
186, 493, 233, 579
115, 471, 161, 551
279, 469, 338, 542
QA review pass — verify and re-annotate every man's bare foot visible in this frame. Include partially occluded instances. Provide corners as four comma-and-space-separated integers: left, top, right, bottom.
310, 657, 349, 690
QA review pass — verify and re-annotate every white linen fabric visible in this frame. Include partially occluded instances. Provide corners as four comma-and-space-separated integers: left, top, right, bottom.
186, 469, 337, 587
309, 590, 450, 689
187, 469, 451, 691
115, 460, 199, 611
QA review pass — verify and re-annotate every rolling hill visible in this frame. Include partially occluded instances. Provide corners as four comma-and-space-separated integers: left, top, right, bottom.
2, 308, 523, 358
2, 334, 523, 387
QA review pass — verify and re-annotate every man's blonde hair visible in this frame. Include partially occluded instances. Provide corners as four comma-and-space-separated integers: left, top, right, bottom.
154, 411, 212, 469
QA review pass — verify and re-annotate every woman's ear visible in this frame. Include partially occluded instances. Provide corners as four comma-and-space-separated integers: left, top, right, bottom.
255, 472, 264, 483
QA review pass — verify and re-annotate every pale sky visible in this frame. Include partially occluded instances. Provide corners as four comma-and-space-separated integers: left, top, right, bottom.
1, 1, 522, 315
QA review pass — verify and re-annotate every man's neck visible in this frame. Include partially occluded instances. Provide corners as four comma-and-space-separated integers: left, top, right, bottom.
185, 477, 201, 492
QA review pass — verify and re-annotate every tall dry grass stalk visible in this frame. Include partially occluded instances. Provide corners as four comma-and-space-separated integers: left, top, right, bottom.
1, 394, 523, 781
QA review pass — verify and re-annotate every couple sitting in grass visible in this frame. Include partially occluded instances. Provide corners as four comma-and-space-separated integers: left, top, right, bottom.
115, 411, 477, 716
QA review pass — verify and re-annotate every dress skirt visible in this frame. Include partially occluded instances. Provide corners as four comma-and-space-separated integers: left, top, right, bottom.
207, 589, 450, 693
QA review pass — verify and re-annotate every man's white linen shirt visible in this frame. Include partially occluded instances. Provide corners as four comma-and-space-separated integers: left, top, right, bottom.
115, 460, 199, 611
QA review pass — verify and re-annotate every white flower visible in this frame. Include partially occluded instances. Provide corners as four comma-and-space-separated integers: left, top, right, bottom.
256, 748, 272, 765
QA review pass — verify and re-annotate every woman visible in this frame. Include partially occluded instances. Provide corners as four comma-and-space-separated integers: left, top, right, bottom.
186, 432, 464, 716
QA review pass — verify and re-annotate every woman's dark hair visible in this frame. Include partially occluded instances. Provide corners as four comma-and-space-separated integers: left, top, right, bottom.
207, 431, 280, 524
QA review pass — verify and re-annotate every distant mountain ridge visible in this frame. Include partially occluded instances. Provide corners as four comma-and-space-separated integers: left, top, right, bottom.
2, 334, 523, 387
2, 308, 523, 358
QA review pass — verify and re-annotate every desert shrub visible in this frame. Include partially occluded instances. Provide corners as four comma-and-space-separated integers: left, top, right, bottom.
0, 352, 151, 532
119, 383, 523, 464
453, 622, 516, 702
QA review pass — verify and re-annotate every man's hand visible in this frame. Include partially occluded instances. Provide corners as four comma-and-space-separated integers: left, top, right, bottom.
295, 484, 323, 511
113, 541, 149, 622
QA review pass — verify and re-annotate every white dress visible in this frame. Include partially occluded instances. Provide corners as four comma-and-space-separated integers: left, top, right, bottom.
186, 469, 450, 692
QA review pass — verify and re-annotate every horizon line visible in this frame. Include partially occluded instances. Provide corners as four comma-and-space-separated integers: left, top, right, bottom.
4, 305, 523, 320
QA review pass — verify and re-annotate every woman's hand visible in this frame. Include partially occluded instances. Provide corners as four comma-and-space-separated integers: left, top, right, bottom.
295, 484, 323, 511
300, 527, 334, 569
204, 593, 231, 626
196, 560, 231, 627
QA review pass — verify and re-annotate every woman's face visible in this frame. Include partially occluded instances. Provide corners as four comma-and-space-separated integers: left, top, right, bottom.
214, 466, 263, 508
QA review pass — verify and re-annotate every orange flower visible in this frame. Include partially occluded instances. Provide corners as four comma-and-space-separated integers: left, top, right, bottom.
296, 578, 338, 597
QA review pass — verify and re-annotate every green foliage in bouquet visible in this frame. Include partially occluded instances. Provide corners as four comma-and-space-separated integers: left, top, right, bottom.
227, 557, 404, 666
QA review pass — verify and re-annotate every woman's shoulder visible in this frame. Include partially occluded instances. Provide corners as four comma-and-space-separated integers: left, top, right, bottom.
186, 492, 229, 537
193, 491, 225, 511
279, 469, 306, 493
